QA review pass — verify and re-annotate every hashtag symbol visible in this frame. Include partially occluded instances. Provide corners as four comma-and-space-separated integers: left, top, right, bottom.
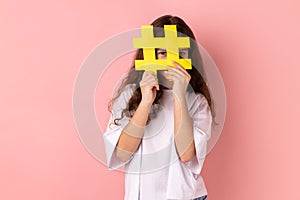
133, 25, 192, 73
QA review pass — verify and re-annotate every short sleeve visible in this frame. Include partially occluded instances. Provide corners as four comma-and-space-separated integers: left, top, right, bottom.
102, 84, 136, 170
183, 93, 212, 175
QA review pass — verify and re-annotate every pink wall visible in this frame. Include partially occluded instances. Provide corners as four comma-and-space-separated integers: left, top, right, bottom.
1, 0, 300, 199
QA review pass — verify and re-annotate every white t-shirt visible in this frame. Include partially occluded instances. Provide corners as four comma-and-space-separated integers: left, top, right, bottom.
103, 83, 212, 200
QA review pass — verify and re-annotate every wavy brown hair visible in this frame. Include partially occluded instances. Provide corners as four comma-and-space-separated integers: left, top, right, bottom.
108, 15, 216, 126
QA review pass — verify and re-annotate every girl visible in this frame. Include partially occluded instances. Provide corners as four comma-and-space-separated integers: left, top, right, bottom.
103, 15, 215, 200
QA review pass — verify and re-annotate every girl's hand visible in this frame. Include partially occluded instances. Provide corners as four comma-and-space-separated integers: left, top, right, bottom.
165, 61, 191, 98
139, 71, 159, 106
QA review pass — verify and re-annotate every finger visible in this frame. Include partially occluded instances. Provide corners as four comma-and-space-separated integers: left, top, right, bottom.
165, 71, 189, 84
141, 74, 157, 84
166, 65, 186, 78
141, 72, 159, 88
165, 71, 181, 80
172, 61, 191, 78
149, 71, 158, 81
172, 62, 190, 78
146, 82, 159, 90
142, 71, 158, 82
140, 79, 156, 87
145, 77, 159, 90
144, 71, 157, 77
165, 73, 173, 81
142, 75, 156, 82
141, 82, 157, 90
166, 65, 191, 82
140, 78, 159, 88
142, 71, 155, 79
164, 70, 175, 80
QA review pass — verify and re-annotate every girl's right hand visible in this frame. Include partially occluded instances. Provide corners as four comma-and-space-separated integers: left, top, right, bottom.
139, 71, 160, 106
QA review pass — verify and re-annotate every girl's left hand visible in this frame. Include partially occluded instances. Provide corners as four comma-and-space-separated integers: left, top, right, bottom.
165, 61, 191, 98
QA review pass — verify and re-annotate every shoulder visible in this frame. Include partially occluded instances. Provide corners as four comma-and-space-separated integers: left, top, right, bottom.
186, 92, 209, 108
119, 83, 136, 100
123, 83, 136, 92
186, 91, 212, 119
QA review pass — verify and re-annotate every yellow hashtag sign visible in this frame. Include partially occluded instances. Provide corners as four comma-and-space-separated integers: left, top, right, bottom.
133, 25, 192, 73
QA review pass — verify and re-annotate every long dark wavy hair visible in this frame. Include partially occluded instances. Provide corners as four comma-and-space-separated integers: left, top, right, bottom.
108, 15, 217, 126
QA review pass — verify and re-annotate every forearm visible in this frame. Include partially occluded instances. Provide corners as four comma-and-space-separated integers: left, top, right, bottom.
116, 101, 151, 162
173, 94, 196, 163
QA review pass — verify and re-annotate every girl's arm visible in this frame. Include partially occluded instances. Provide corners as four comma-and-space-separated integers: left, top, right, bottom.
173, 94, 196, 163
115, 71, 159, 162
165, 62, 195, 163
115, 100, 152, 162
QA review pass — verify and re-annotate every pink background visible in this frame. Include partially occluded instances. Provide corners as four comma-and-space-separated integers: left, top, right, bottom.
1, 0, 300, 199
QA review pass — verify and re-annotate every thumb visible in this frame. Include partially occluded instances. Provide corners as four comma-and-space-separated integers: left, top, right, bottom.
156, 84, 159, 91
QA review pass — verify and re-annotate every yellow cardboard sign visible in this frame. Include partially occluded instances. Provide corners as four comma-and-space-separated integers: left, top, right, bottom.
133, 25, 192, 73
